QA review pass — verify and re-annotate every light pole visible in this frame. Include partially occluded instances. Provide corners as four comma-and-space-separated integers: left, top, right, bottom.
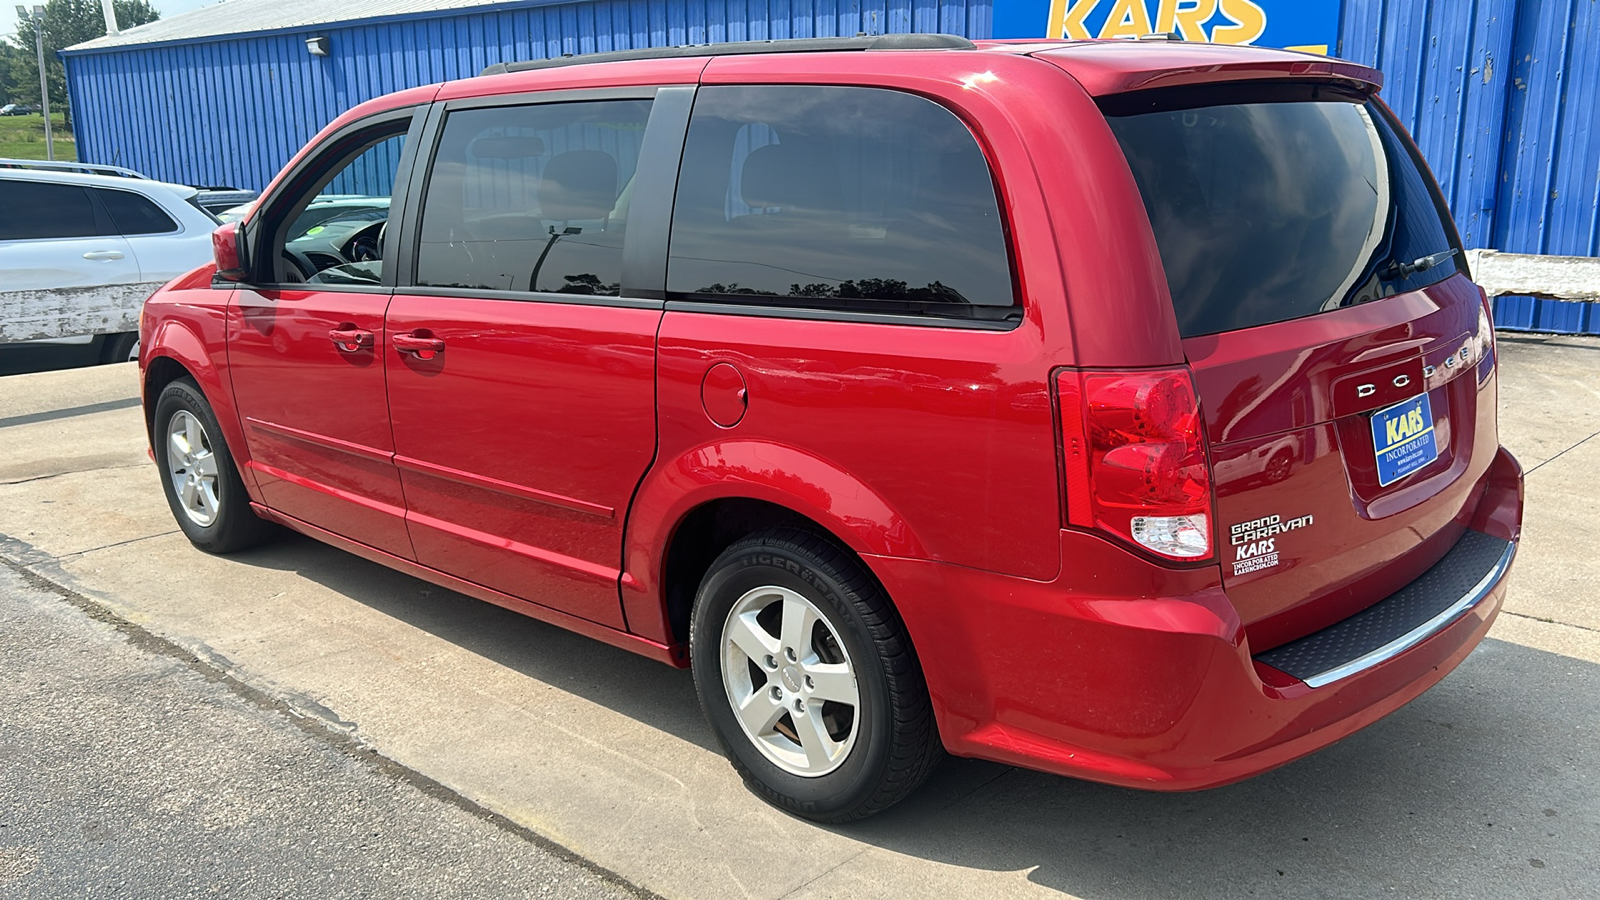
17, 5, 52, 161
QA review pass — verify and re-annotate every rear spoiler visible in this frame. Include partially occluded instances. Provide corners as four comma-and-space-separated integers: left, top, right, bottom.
1033, 43, 1382, 98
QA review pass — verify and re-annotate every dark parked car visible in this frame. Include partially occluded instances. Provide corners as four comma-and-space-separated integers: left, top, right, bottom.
139, 34, 1523, 822
0, 103, 37, 116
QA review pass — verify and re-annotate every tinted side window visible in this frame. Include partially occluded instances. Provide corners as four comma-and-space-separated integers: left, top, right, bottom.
95, 188, 179, 235
414, 99, 652, 296
0, 180, 102, 240
1105, 96, 1461, 338
272, 129, 409, 286
667, 86, 1015, 318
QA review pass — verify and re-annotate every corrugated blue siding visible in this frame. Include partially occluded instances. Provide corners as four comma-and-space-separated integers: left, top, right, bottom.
63, 0, 985, 194
63, 0, 1597, 331
1339, 0, 1600, 334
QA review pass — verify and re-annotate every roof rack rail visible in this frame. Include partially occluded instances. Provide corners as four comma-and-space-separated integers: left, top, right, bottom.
482, 33, 977, 77
0, 157, 146, 179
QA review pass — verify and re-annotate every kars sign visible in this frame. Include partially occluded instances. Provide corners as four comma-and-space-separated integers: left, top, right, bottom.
992, 0, 1343, 55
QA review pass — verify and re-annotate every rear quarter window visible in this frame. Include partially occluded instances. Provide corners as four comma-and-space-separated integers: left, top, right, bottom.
94, 188, 180, 235
1104, 87, 1462, 338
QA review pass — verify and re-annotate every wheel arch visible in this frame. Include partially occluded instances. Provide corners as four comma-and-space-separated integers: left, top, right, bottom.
142, 318, 258, 497
621, 441, 927, 655
142, 354, 193, 440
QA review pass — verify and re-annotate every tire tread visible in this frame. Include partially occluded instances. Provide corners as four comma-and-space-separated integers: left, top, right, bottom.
154, 378, 275, 554
696, 526, 942, 822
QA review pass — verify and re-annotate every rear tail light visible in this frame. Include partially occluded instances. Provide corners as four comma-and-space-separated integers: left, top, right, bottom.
1056, 367, 1214, 561
1475, 297, 1496, 385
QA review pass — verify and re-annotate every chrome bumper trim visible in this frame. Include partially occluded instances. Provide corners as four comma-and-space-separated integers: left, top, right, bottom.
1304, 539, 1517, 689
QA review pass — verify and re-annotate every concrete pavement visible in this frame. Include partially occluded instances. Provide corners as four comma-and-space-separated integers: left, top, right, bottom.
0, 564, 645, 899
1, 337, 1597, 899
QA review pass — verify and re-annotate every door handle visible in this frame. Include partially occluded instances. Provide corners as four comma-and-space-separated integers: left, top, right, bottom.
328, 328, 374, 352
82, 250, 125, 260
392, 333, 445, 359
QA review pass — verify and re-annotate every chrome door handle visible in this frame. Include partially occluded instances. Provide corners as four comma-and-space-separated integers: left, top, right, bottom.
82, 250, 125, 260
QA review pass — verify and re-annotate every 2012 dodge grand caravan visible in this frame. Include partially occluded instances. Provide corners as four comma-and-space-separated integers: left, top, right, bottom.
139, 34, 1524, 822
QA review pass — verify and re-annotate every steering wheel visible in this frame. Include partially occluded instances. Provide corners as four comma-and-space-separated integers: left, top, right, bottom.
349, 234, 381, 263
344, 220, 388, 264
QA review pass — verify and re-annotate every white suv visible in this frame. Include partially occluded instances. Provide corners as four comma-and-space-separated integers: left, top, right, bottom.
0, 164, 219, 367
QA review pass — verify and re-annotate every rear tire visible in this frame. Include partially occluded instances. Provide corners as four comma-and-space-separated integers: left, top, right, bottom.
690, 527, 941, 822
152, 378, 274, 553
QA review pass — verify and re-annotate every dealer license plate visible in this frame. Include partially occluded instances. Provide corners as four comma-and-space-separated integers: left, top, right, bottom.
1372, 393, 1439, 487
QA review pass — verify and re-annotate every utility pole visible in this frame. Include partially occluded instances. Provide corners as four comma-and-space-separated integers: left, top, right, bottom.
17, 5, 52, 161
100, 0, 118, 36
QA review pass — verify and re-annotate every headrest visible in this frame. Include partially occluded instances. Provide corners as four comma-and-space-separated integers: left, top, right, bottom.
740, 144, 823, 211
539, 150, 618, 221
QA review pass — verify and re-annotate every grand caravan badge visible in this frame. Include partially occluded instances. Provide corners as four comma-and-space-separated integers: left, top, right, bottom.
1229, 513, 1314, 577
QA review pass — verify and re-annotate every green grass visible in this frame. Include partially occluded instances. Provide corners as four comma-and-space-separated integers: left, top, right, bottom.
0, 112, 76, 161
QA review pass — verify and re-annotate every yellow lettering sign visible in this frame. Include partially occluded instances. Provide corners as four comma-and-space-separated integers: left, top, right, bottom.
1099, 0, 1154, 38
1044, 0, 1272, 46
1163, 0, 1217, 41
1050, 0, 1101, 39
1212, 0, 1267, 44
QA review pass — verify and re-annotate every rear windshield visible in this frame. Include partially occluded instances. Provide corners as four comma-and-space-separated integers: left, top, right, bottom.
1104, 87, 1462, 338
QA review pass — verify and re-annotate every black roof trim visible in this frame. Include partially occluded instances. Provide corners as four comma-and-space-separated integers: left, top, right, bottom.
481, 33, 977, 77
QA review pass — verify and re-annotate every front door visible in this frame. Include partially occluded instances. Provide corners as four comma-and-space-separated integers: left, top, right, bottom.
228, 110, 420, 558
385, 93, 665, 628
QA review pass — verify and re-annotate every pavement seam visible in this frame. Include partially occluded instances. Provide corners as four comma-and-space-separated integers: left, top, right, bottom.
774, 847, 871, 899
937, 765, 1018, 812
1, 462, 150, 486
42, 529, 183, 562
1502, 609, 1600, 635
1524, 427, 1600, 476
0, 546, 668, 900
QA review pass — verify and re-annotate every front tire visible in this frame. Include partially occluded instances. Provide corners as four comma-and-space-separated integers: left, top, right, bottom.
690, 528, 941, 822
152, 378, 274, 553
100, 332, 139, 364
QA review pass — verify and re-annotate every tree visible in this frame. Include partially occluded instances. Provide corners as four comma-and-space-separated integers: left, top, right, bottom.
7, 1, 159, 113
0, 41, 24, 105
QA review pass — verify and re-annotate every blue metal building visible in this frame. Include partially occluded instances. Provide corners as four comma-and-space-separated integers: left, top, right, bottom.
61, 0, 1598, 333
1339, 0, 1600, 334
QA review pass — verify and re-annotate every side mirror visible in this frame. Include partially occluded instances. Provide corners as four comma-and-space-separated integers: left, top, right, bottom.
212, 221, 249, 282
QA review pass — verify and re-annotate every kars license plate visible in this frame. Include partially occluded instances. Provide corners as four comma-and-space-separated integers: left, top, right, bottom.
1372, 393, 1439, 487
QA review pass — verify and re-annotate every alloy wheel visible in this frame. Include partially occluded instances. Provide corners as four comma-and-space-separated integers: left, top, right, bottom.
720, 585, 861, 777
166, 410, 220, 527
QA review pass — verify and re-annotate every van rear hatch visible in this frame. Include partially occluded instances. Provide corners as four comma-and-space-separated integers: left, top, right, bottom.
1076, 60, 1500, 651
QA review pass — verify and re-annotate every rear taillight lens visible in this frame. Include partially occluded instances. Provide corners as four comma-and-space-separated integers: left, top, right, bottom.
1057, 367, 1214, 561
1476, 299, 1496, 385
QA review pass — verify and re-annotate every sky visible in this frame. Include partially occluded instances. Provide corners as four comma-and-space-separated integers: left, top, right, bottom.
3, 0, 217, 44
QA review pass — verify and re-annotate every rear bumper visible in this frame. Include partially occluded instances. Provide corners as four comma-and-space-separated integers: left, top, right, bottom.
866, 446, 1524, 790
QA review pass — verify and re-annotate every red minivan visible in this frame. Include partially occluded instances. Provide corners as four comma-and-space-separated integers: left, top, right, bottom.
140, 35, 1523, 822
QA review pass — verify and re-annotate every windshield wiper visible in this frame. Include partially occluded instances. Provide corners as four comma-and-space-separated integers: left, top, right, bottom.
1382, 248, 1459, 281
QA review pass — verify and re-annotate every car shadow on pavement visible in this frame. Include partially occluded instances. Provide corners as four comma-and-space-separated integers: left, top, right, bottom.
231, 533, 1596, 898
841, 635, 1597, 898
228, 531, 717, 752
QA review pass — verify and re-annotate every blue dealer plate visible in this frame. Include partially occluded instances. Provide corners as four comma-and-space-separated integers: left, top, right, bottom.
1371, 393, 1439, 487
